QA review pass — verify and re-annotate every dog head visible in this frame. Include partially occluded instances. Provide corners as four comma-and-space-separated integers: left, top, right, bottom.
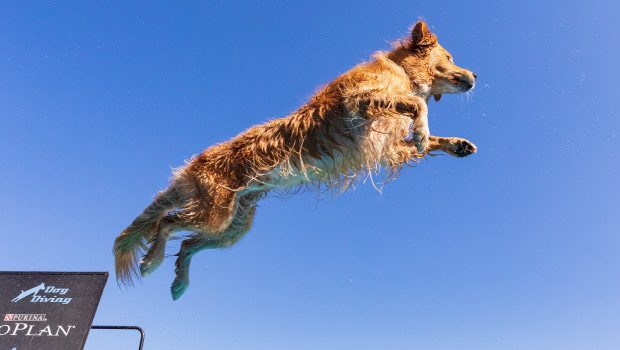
389, 21, 477, 101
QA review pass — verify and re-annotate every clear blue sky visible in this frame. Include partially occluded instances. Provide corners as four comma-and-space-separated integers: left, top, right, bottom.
1, 1, 619, 349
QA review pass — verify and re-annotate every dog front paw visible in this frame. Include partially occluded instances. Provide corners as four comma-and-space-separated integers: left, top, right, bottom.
453, 139, 477, 157
412, 126, 430, 154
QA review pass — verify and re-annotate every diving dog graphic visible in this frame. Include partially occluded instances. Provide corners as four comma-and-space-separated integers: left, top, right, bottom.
11, 283, 45, 302
114, 21, 477, 299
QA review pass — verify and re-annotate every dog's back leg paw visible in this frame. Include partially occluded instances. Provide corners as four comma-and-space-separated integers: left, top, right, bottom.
171, 277, 189, 300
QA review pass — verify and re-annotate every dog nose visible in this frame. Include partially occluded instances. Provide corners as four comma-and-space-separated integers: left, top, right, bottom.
473, 73, 477, 80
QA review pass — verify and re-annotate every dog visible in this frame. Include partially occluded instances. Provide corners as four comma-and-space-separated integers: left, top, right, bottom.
114, 21, 477, 300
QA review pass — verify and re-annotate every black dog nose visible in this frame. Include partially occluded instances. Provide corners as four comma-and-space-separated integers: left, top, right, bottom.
473, 73, 477, 80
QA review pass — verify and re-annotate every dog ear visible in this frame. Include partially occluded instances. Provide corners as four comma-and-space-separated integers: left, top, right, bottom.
433, 94, 442, 102
411, 21, 437, 47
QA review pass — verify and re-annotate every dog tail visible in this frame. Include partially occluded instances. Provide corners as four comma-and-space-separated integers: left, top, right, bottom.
114, 186, 179, 285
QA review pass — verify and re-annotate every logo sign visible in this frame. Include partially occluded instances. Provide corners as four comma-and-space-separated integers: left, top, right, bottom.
0, 272, 108, 350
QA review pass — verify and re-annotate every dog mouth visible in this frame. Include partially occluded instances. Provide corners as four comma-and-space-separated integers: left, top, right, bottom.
450, 77, 474, 91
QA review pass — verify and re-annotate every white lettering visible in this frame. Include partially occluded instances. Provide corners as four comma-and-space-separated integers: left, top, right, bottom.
26, 324, 37, 336
0, 324, 76, 337
10, 323, 28, 335
37, 325, 53, 337
55, 325, 75, 336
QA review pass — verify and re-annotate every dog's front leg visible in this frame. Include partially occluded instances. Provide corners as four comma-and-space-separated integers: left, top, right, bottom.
395, 96, 429, 154
427, 136, 477, 157
356, 94, 430, 153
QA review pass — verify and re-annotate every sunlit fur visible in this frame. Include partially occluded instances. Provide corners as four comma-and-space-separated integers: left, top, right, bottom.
113, 20, 478, 300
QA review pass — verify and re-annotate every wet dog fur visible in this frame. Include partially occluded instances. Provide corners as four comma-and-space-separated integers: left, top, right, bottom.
113, 21, 477, 300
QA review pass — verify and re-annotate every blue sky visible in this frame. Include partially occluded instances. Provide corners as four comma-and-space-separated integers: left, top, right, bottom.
1, 1, 619, 349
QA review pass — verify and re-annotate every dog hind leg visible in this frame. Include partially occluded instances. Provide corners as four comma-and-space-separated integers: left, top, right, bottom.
140, 214, 192, 278
170, 236, 221, 300
114, 186, 180, 284
170, 195, 259, 300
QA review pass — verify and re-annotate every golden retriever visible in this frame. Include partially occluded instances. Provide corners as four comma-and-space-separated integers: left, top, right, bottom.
114, 21, 477, 300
